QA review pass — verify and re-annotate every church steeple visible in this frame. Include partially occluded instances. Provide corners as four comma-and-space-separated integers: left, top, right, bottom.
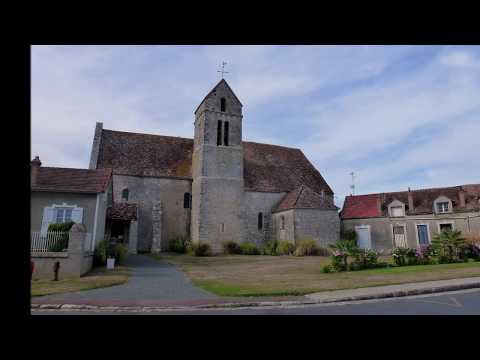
191, 79, 245, 252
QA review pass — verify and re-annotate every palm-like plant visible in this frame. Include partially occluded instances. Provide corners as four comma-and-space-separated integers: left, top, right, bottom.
329, 239, 359, 270
431, 229, 466, 263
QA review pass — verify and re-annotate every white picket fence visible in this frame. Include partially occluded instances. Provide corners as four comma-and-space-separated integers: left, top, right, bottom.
31, 231, 93, 253
31, 231, 68, 252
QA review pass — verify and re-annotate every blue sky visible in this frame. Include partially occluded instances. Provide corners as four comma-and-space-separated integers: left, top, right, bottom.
31, 45, 480, 207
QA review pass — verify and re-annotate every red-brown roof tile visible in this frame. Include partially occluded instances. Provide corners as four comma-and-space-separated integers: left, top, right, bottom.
273, 185, 338, 213
341, 184, 480, 219
107, 202, 138, 221
96, 129, 334, 194
32, 167, 112, 194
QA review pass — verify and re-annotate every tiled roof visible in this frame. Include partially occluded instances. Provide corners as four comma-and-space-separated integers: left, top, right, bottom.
273, 185, 338, 213
96, 129, 334, 194
341, 184, 480, 219
32, 167, 112, 194
107, 202, 138, 221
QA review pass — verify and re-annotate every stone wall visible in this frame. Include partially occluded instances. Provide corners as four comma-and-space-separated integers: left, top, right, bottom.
342, 210, 480, 251
112, 174, 192, 252
244, 191, 286, 245
294, 209, 340, 247
31, 224, 93, 279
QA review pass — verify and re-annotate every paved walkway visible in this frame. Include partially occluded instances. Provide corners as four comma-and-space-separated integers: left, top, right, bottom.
33, 254, 217, 306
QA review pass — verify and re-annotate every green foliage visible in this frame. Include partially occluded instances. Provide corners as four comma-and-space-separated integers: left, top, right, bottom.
341, 229, 358, 243
277, 241, 295, 255
94, 240, 107, 266
325, 239, 360, 272
48, 221, 75, 232
350, 249, 381, 270
316, 246, 331, 257
169, 235, 191, 254
432, 230, 467, 263
262, 240, 279, 255
240, 242, 260, 255
222, 241, 241, 255
190, 242, 211, 256
392, 247, 415, 266
321, 264, 334, 273
294, 239, 319, 256
114, 243, 129, 265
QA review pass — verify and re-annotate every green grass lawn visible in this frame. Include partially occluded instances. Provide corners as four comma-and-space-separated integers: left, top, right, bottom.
31, 266, 130, 297
153, 253, 480, 297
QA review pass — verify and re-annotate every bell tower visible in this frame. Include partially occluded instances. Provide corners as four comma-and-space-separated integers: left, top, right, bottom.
191, 79, 245, 252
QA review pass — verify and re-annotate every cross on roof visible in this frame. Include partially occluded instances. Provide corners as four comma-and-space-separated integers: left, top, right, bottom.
217, 61, 229, 78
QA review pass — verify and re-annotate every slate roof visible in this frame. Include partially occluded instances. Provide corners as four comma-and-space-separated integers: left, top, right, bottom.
107, 202, 138, 221
32, 167, 112, 194
96, 129, 334, 195
341, 184, 480, 219
273, 185, 338, 213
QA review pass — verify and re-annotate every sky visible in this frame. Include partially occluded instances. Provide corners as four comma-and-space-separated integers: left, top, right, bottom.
31, 45, 480, 207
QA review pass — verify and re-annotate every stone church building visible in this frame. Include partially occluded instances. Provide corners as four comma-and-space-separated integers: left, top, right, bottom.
89, 79, 340, 253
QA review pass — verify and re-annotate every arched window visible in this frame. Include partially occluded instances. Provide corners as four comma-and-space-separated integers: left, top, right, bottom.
220, 97, 226, 112
258, 212, 263, 231
223, 121, 229, 146
122, 188, 129, 201
183, 192, 191, 208
217, 120, 222, 146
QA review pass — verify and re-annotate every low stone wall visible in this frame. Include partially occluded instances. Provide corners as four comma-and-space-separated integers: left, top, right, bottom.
31, 224, 93, 279
31, 252, 93, 280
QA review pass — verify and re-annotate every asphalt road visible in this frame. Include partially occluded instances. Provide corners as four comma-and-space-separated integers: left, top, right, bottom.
32, 288, 480, 315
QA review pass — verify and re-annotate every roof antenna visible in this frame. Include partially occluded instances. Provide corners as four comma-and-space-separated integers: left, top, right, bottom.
350, 171, 356, 196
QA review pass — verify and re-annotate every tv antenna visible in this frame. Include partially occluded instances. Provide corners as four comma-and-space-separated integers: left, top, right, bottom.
350, 171, 356, 195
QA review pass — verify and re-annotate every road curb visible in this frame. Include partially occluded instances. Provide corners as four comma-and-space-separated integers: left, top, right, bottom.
31, 280, 480, 312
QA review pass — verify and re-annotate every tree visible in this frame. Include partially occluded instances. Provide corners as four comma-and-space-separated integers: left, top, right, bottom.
432, 229, 466, 263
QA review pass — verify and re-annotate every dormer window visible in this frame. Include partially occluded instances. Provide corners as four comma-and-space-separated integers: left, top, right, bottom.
436, 202, 449, 213
390, 206, 404, 217
388, 200, 405, 217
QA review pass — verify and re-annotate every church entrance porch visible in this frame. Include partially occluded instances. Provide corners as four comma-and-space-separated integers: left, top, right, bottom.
106, 202, 139, 254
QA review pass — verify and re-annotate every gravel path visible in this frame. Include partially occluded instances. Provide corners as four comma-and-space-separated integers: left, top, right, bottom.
34, 254, 216, 303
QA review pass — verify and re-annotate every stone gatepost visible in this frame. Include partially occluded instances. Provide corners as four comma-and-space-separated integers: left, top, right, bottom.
68, 223, 92, 276
151, 201, 163, 254
128, 220, 138, 254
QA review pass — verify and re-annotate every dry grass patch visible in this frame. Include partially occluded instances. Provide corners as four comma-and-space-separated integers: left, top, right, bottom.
155, 253, 480, 297
31, 266, 130, 297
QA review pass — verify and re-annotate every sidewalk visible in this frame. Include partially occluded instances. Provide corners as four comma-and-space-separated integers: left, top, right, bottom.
31, 277, 480, 312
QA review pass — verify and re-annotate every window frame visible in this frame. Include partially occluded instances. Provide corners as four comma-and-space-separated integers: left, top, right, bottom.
258, 212, 263, 231
220, 97, 226, 112
436, 202, 449, 213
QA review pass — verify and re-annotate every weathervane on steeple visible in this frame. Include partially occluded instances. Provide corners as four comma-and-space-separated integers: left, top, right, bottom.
218, 61, 229, 79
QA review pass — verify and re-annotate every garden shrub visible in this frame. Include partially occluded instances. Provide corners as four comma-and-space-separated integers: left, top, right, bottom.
464, 232, 480, 261
262, 239, 278, 255
94, 239, 107, 266
328, 239, 359, 271
392, 247, 415, 266
321, 264, 334, 273
277, 241, 295, 255
240, 242, 260, 255
190, 242, 211, 256
316, 246, 331, 257
47, 221, 75, 252
222, 240, 241, 255
294, 239, 319, 256
350, 249, 382, 270
169, 235, 191, 253
114, 243, 129, 265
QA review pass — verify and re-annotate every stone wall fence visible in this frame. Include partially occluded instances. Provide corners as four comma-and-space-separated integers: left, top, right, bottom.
31, 223, 93, 280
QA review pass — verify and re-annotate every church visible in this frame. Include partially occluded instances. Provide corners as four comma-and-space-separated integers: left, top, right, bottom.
89, 79, 340, 253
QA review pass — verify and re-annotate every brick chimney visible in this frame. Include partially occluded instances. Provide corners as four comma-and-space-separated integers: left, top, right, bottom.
408, 187, 414, 213
459, 188, 466, 208
31, 156, 41, 186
